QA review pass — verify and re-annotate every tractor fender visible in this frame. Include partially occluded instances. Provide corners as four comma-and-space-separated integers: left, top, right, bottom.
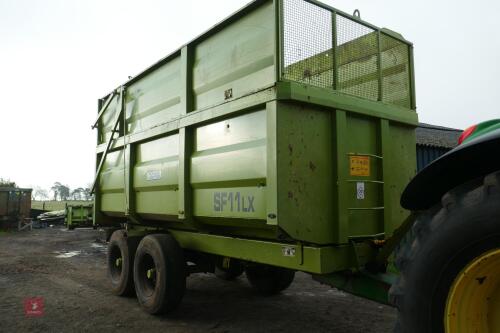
401, 127, 500, 210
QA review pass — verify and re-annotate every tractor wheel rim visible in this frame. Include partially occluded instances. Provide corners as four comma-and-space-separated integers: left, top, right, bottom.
445, 248, 500, 333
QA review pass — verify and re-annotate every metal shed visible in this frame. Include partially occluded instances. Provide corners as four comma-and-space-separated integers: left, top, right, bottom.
416, 123, 462, 172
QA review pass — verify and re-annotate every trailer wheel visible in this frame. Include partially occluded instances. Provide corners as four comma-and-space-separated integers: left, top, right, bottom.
245, 264, 295, 295
214, 257, 245, 281
107, 230, 139, 296
133, 234, 186, 314
390, 172, 500, 333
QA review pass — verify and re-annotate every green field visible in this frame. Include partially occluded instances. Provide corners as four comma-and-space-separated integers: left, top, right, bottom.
32, 201, 92, 211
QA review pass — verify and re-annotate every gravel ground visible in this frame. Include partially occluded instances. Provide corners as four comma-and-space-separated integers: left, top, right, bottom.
0, 228, 396, 332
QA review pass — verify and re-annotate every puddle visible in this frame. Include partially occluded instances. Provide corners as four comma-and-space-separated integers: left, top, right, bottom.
90, 243, 107, 254
55, 251, 81, 258
52, 242, 106, 259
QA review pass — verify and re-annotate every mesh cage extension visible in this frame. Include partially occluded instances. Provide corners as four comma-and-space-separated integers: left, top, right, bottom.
380, 34, 411, 108
282, 0, 412, 109
283, 0, 333, 88
336, 14, 378, 101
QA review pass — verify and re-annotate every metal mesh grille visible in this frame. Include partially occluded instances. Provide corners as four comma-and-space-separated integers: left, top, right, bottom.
381, 34, 411, 108
336, 14, 379, 101
283, 0, 333, 88
281, 0, 413, 109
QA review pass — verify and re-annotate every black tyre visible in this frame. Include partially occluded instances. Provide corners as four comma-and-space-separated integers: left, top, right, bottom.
107, 230, 139, 296
133, 234, 186, 314
214, 257, 245, 281
245, 264, 295, 295
390, 172, 500, 333
104, 228, 119, 242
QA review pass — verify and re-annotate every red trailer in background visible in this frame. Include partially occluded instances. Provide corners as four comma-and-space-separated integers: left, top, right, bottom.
0, 187, 32, 229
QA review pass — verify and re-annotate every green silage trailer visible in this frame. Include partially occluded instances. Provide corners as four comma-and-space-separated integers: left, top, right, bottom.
93, 0, 415, 318
65, 204, 93, 230
90, 0, 498, 331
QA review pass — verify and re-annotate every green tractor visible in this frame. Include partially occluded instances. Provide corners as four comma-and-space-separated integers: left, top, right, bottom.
392, 120, 500, 332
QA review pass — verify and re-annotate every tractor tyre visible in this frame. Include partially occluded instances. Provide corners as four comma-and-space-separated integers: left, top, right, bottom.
390, 171, 500, 332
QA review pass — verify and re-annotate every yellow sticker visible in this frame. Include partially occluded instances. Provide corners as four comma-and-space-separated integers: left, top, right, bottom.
349, 156, 370, 176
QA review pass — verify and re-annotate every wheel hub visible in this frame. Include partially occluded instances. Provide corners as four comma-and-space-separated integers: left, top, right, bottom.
115, 257, 122, 267
445, 248, 500, 332
147, 268, 156, 279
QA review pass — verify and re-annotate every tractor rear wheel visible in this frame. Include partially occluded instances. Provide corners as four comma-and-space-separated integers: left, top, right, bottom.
133, 234, 186, 314
245, 264, 295, 295
390, 172, 500, 333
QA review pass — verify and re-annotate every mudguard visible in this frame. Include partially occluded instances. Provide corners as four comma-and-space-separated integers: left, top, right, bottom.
401, 127, 500, 210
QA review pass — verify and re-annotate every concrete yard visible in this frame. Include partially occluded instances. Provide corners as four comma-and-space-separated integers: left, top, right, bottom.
0, 228, 396, 332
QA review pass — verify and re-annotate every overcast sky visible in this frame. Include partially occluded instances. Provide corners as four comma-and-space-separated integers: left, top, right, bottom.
1, 0, 499, 190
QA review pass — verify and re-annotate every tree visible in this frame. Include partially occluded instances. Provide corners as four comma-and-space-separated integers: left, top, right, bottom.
71, 188, 85, 200
51, 182, 61, 200
33, 187, 49, 200
0, 178, 16, 188
83, 183, 93, 201
51, 182, 71, 201
82, 187, 93, 201
58, 184, 70, 201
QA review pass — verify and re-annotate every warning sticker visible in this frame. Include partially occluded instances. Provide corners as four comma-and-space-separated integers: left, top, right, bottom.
356, 182, 365, 200
282, 246, 296, 257
349, 156, 370, 177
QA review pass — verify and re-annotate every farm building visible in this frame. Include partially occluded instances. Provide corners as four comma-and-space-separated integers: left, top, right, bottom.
415, 123, 462, 172
0, 187, 32, 229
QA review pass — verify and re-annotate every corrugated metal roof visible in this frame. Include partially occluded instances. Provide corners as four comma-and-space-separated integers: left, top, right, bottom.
416, 123, 462, 149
